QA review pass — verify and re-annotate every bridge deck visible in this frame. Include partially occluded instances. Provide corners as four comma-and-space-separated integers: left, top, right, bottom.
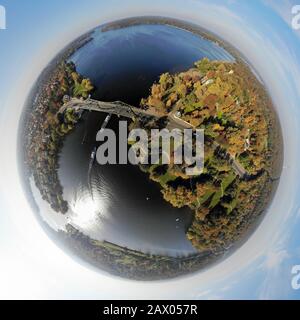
58, 98, 162, 120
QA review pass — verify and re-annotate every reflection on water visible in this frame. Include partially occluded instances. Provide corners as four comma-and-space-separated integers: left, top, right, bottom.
70, 170, 112, 231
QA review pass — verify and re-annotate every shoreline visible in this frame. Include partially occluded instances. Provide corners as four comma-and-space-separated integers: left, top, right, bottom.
18, 16, 283, 280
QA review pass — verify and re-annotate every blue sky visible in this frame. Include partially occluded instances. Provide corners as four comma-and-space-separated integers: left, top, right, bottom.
0, 0, 300, 299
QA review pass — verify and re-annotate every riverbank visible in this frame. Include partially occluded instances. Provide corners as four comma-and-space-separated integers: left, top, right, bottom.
24, 61, 93, 213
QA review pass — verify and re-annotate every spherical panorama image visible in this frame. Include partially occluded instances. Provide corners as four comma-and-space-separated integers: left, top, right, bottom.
19, 16, 283, 280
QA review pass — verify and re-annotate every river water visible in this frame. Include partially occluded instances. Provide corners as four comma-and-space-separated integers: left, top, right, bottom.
37, 23, 235, 257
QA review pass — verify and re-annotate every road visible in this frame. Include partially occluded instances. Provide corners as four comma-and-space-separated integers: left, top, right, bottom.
210, 140, 247, 178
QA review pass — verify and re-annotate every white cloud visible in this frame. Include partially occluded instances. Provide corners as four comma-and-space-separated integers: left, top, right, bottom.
258, 251, 292, 299
264, 0, 293, 24
262, 249, 289, 270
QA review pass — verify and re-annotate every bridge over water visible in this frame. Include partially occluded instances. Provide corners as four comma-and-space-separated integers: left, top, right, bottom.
58, 97, 163, 120
58, 97, 248, 178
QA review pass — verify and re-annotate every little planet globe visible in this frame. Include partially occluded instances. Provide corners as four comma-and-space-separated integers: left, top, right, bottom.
19, 17, 283, 280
